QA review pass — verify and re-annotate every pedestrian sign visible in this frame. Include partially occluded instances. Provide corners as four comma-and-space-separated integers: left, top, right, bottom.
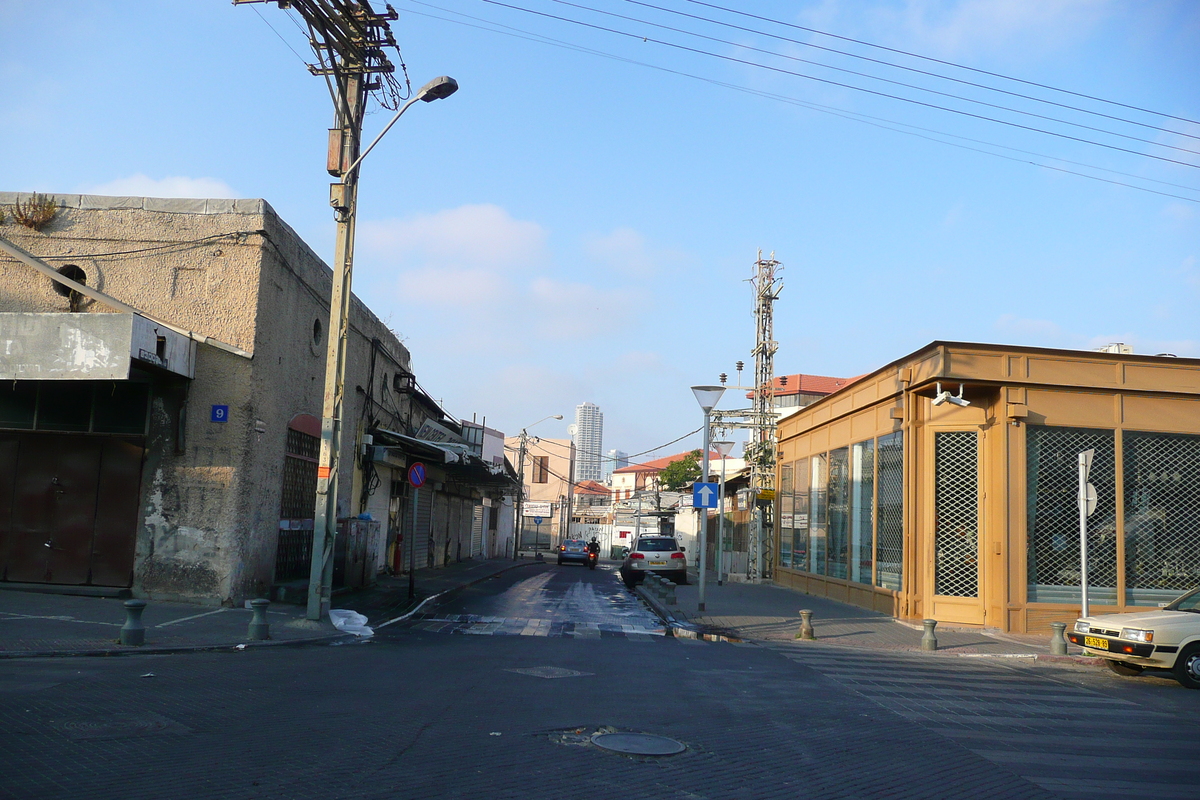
693, 482, 718, 509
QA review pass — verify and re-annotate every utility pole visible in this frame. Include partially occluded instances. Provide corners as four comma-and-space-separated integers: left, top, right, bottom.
513, 431, 528, 560
237, 0, 408, 621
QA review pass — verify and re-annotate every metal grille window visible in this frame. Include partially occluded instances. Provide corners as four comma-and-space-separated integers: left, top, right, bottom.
875, 431, 903, 591
809, 453, 828, 576
1026, 426, 1116, 604
280, 427, 320, 520
827, 447, 850, 580
1124, 430, 1200, 606
793, 458, 809, 572
934, 431, 979, 598
850, 440, 875, 585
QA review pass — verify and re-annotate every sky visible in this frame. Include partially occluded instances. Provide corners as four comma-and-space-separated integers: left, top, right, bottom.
2, 1, 1197, 463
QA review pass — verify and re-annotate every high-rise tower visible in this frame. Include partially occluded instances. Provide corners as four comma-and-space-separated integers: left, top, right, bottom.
572, 402, 604, 483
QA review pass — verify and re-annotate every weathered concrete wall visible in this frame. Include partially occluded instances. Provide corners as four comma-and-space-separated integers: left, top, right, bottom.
0, 192, 418, 604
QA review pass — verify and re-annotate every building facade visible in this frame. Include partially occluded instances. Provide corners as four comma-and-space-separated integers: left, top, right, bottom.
572, 401, 603, 483
0, 192, 513, 605
603, 448, 628, 480
773, 341, 1200, 633
505, 435, 574, 551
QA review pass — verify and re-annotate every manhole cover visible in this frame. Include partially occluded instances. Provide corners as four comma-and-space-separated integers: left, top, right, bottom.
591, 732, 686, 756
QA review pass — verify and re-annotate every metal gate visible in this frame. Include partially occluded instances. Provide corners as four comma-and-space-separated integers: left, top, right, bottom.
0, 433, 143, 586
470, 503, 484, 558
934, 431, 980, 600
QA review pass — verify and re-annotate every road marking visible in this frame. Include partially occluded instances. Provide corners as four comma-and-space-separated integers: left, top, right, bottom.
155, 608, 228, 627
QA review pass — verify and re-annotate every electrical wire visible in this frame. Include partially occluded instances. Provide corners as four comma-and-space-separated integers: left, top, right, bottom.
400, 1, 1198, 202
480, 0, 1200, 170
550, 0, 1200, 155
682, 0, 1200, 127
622, 0, 1200, 141
34, 231, 262, 260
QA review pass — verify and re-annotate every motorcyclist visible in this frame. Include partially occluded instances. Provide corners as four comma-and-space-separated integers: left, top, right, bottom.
587, 537, 600, 556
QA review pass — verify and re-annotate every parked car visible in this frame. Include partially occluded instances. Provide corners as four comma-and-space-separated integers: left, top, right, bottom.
1067, 587, 1200, 689
557, 538, 590, 566
619, 535, 687, 587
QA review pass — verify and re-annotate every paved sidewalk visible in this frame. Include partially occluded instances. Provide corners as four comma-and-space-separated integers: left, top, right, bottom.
664, 574, 1088, 658
0, 556, 539, 658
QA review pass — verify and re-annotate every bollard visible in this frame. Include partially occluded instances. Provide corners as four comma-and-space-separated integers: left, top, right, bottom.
1049, 621, 1068, 655
120, 599, 147, 646
248, 598, 271, 641
664, 585, 677, 606
796, 609, 815, 640
921, 619, 938, 652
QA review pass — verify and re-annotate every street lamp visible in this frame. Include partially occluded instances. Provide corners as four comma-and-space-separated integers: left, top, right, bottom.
308, 75, 458, 622
712, 440, 735, 586
691, 384, 725, 612
513, 414, 564, 560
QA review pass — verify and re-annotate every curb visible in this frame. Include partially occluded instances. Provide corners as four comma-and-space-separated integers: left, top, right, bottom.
632, 585, 741, 643
0, 632, 355, 660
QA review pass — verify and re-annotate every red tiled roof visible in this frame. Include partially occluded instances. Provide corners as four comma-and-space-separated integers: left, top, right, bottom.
746, 373, 864, 398
612, 450, 732, 475
574, 480, 610, 496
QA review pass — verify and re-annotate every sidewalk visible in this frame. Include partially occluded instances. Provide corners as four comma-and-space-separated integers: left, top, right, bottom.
658, 572, 1092, 659
0, 556, 538, 658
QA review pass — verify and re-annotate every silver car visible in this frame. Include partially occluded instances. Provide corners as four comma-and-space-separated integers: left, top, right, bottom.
619, 535, 688, 587
556, 538, 590, 566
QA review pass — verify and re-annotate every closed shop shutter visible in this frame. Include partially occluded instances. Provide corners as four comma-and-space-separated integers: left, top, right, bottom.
471, 503, 484, 558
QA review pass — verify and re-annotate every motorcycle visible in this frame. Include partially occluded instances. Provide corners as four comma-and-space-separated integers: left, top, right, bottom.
587, 549, 598, 570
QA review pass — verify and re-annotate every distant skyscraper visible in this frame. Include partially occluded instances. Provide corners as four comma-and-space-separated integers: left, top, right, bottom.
573, 402, 604, 482
604, 449, 629, 481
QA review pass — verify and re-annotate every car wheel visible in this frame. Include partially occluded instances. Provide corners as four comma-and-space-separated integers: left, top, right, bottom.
1172, 644, 1200, 690
557, 558, 563, 565
1105, 659, 1144, 677
673, 571, 688, 585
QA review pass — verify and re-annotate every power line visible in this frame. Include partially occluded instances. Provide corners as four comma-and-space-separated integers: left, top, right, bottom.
621, 0, 1200, 142
400, 1, 1197, 202
551, 0, 1200, 156
682, 0, 1200, 127
481, 0, 1199, 170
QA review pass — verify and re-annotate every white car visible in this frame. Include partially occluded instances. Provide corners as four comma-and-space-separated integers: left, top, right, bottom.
618, 535, 688, 587
1067, 587, 1200, 689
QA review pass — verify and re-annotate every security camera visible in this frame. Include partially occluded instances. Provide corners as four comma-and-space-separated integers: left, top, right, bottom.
932, 383, 950, 406
932, 382, 971, 407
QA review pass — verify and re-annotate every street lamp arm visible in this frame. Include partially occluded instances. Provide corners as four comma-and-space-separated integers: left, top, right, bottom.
341, 76, 459, 180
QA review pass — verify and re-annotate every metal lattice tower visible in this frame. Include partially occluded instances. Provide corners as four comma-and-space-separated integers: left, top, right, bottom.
749, 251, 782, 492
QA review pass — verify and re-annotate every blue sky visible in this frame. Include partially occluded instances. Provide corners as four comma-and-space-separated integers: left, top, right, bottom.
3, 1, 1197, 460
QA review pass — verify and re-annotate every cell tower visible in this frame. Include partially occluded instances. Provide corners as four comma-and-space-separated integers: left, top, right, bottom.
746, 251, 782, 581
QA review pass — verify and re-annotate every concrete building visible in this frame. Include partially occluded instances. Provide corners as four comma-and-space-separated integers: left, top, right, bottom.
603, 448, 628, 480
572, 401, 603, 483
0, 192, 514, 605
773, 341, 1200, 633
505, 436, 574, 551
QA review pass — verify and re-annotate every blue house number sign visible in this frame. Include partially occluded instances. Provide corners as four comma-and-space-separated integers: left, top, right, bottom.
211, 405, 229, 423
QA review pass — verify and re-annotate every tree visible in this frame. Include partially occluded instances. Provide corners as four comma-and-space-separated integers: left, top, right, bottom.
657, 450, 702, 491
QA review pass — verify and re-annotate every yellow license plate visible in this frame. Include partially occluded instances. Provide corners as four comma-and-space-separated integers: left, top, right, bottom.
649, 561, 666, 566
1084, 636, 1109, 650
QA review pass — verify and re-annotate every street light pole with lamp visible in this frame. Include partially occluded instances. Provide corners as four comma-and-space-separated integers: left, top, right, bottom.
691, 385, 726, 613
306, 75, 459, 622
512, 414, 564, 560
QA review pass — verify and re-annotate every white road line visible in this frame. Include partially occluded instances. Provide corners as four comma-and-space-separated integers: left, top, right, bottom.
155, 608, 228, 627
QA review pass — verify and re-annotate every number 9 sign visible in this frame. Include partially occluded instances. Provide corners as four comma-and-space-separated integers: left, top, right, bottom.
211, 405, 229, 423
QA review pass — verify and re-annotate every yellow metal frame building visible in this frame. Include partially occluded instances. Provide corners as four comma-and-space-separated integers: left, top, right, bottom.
774, 342, 1200, 633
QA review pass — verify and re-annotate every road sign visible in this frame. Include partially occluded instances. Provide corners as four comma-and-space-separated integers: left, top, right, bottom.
1080, 482, 1097, 516
533, 517, 543, 526
210, 405, 229, 423
407, 462, 427, 488
757, 489, 776, 502
693, 482, 718, 509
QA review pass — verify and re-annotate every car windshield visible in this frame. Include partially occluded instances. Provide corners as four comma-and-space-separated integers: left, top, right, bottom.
637, 539, 678, 552
1164, 587, 1200, 612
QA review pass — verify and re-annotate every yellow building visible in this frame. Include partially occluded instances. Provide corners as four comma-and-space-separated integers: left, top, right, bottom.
774, 341, 1200, 633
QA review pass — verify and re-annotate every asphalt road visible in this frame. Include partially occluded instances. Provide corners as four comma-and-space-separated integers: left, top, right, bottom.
2, 565, 1198, 800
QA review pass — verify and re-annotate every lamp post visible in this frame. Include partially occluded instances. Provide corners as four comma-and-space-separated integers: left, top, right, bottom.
307, 75, 458, 622
691, 385, 725, 612
513, 414, 563, 560
712, 440, 735, 586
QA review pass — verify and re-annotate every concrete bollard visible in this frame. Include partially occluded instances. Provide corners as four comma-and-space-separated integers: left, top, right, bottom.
120, 599, 147, 646
796, 609, 815, 640
1049, 621, 1068, 655
921, 619, 938, 652
248, 598, 271, 641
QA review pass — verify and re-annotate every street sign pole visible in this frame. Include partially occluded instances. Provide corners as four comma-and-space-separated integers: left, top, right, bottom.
1078, 449, 1094, 618
408, 463, 427, 600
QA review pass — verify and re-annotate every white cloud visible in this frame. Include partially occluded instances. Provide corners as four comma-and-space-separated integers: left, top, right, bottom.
358, 204, 548, 273
584, 227, 676, 276
79, 174, 239, 199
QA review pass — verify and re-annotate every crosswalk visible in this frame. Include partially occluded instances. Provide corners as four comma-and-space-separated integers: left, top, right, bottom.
406, 614, 665, 639
762, 643, 1200, 800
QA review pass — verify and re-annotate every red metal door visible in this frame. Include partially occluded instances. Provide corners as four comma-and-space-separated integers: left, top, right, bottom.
90, 437, 144, 586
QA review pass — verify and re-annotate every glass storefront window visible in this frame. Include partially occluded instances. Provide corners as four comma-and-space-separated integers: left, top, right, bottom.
1124, 430, 1200, 606
875, 431, 903, 591
1026, 425, 1117, 605
827, 447, 849, 580
851, 439, 875, 585
793, 458, 809, 572
779, 463, 793, 569
810, 453, 828, 575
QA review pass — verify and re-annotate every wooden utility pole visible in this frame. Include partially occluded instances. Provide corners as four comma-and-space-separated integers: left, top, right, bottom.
237, 0, 405, 620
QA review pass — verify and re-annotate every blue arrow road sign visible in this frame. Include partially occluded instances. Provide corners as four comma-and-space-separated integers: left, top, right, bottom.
693, 482, 718, 509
